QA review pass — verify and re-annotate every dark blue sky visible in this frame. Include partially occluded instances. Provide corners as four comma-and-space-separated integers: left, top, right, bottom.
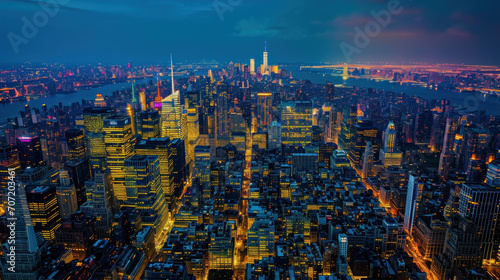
1, 0, 500, 65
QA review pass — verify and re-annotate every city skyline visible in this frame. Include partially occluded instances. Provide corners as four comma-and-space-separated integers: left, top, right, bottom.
1, 1, 500, 280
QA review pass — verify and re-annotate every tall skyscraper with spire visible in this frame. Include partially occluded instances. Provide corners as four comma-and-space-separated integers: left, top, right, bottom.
154, 75, 162, 110
263, 41, 268, 75
161, 54, 185, 141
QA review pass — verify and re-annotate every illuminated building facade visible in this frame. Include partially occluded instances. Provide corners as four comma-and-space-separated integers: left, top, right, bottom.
380, 121, 402, 167
161, 91, 184, 140
257, 92, 272, 129
281, 100, 313, 147
103, 116, 135, 202
247, 218, 275, 263
136, 138, 174, 201
137, 109, 160, 140
208, 222, 234, 270
25, 185, 62, 240
124, 155, 168, 246
83, 107, 116, 171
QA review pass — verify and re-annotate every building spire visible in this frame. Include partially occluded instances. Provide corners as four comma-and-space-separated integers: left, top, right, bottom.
264, 41, 267, 52
170, 53, 175, 94
131, 79, 137, 103
156, 73, 162, 102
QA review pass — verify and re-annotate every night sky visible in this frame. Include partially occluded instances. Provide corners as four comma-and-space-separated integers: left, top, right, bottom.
1, 0, 500, 65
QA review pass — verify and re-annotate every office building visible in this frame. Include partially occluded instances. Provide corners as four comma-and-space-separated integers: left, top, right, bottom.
103, 116, 135, 202
136, 138, 174, 201
124, 155, 168, 246
65, 129, 86, 160
56, 170, 78, 220
137, 109, 161, 140
458, 183, 500, 260
55, 211, 97, 261
268, 121, 282, 150
404, 174, 424, 234
16, 135, 44, 169
83, 107, 116, 170
82, 171, 114, 239
247, 218, 275, 263
281, 100, 313, 147
380, 121, 402, 167
64, 158, 91, 208
486, 160, 500, 188
25, 185, 62, 240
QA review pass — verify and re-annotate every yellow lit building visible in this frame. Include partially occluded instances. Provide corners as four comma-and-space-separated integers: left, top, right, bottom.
103, 116, 135, 203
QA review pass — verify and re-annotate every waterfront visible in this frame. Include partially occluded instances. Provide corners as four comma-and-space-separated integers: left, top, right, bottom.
1, 68, 499, 123
292, 68, 500, 115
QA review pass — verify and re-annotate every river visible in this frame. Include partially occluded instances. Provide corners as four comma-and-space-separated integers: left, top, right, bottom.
1, 68, 498, 122
291, 68, 500, 115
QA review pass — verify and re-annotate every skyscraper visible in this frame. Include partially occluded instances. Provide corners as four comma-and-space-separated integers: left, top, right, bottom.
486, 160, 500, 188
64, 158, 91, 208
136, 138, 174, 201
348, 120, 378, 166
263, 42, 268, 75
124, 155, 168, 246
339, 105, 357, 152
103, 116, 135, 202
361, 141, 374, 179
137, 109, 161, 140
404, 174, 424, 234
414, 110, 433, 144
459, 183, 500, 260
281, 100, 313, 147
439, 113, 461, 180
186, 107, 200, 173
268, 121, 282, 150
161, 91, 184, 139
380, 121, 402, 167
16, 135, 44, 169
65, 129, 86, 160
25, 185, 62, 240
56, 170, 78, 220
250, 58, 255, 74
194, 146, 212, 200
257, 92, 272, 129
83, 107, 116, 171
82, 171, 114, 239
